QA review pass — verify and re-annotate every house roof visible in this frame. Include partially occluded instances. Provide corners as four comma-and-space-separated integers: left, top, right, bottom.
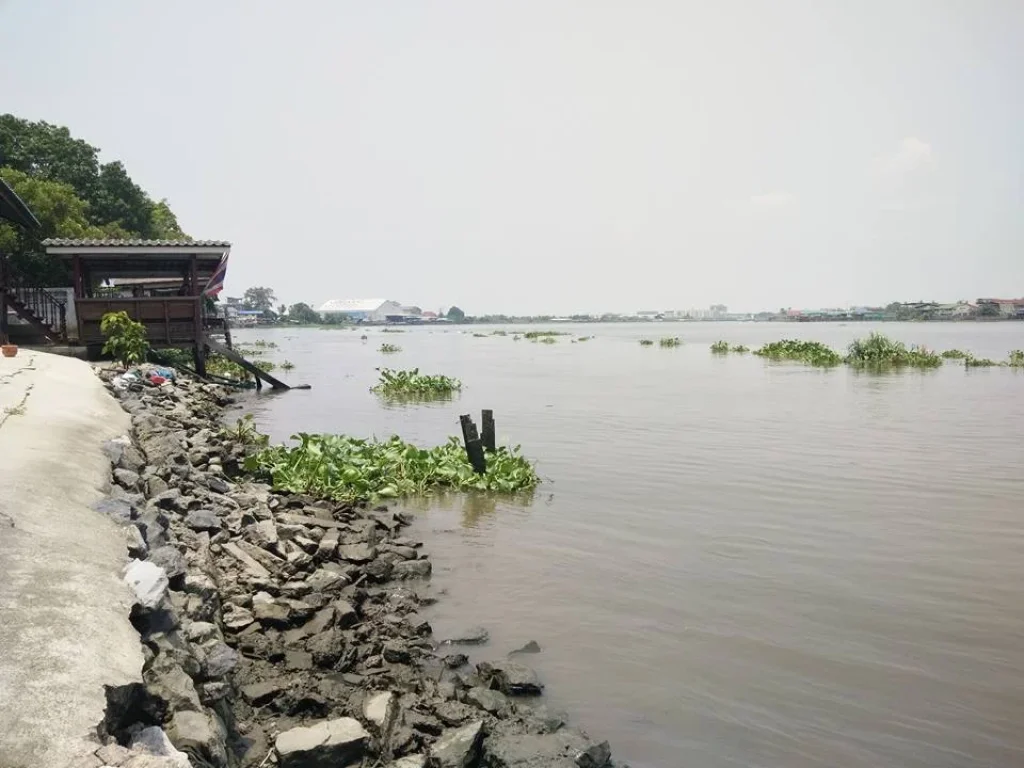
43, 238, 230, 248
319, 299, 393, 313
0, 177, 40, 230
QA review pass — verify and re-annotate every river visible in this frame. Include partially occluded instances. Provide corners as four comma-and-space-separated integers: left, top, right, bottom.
238, 321, 1024, 768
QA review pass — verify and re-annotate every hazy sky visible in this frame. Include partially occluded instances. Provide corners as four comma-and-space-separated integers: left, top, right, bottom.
1, 1, 1022, 314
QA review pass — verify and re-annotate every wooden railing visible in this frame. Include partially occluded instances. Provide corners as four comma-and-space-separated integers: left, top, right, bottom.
0, 257, 68, 340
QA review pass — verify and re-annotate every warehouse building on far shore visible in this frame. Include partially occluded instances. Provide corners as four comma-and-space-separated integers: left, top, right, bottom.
317, 298, 408, 323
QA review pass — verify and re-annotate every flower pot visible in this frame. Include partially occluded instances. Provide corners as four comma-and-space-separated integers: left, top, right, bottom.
1, 344, 18, 358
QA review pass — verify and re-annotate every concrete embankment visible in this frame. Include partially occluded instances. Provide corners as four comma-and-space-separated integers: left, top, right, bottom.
0, 352, 144, 768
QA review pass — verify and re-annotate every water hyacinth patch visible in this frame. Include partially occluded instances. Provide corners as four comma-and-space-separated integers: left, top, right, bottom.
1008, 350, 1024, 367
753, 339, 843, 367
371, 368, 462, 398
379, 344, 402, 354
245, 433, 540, 502
964, 356, 1001, 368
524, 331, 568, 339
941, 349, 969, 359
659, 337, 682, 348
710, 341, 730, 353
845, 333, 941, 369
639, 339, 654, 346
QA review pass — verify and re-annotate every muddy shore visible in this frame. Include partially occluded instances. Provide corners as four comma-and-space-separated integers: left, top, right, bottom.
91, 368, 621, 768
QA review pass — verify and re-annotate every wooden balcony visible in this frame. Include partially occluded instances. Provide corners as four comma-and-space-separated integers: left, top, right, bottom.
75, 297, 201, 346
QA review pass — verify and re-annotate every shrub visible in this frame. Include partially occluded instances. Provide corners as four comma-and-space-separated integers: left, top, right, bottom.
100, 311, 149, 368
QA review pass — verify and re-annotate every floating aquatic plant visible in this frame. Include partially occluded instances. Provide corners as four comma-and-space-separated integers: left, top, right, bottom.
846, 333, 941, 368
379, 343, 402, 354
659, 337, 682, 348
371, 368, 462, 398
754, 339, 843, 367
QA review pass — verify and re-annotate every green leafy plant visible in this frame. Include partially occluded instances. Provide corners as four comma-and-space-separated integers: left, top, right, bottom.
1008, 350, 1024, 367
941, 349, 969, 359
245, 433, 540, 502
100, 311, 149, 368
964, 355, 1002, 368
659, 337, 682, 348
539, 336, 557, 344
639, 339, 654, 346
371, 368, 462, 398
281, 360, 295, 371
754, 339, 843, 367
379, 343, 402, 354
845, 333, 941, 368
524, 331, 568, 339
710, 340, 730, 353
221, 414, 269, 448
732, 344, 750, 353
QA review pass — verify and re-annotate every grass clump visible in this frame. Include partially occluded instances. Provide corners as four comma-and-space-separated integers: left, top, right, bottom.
754, 339, 843, 367
379, 343, 402, 354
659, 337, 682, 348
639, 339, 654, 347
371, 368, 462, 398
246, 433, 540, 502
846, 333, 941, 369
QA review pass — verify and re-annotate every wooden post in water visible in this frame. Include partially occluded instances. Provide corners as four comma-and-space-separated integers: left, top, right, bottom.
459, 414, 487, 474
481, 409, 495, 452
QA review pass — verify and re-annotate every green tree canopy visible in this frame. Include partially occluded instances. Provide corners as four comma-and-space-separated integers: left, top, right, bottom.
288, 302, 321, 324
243, 286, 277, 311
446, 305, 466, 322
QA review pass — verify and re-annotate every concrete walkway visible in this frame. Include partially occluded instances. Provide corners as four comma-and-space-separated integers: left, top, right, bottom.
0, 351, 143, 767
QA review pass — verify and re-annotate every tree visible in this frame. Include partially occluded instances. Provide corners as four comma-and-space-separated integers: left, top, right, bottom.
0, 115, 100, 202
447, 305, 466, 322
92, 161, 154, 236
243, 286, 277, 311
277, 303, 287, 316
149, 199, 187, 240
288, 302, 321, 324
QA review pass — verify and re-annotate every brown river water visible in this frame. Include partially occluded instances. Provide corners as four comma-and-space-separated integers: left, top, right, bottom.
239, 322, 1024, 768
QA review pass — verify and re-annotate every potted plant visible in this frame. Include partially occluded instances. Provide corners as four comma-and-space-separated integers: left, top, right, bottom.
1, 334, 17, 358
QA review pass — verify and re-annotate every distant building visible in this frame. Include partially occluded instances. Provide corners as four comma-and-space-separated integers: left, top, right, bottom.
976, 298, 1024, 318
319, 298, 407, 323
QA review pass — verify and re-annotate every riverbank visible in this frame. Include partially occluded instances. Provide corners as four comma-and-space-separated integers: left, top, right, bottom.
90, 364, 618, 766
0, 352, 143, 768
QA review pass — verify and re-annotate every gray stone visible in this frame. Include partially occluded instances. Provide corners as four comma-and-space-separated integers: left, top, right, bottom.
253, 599, 292, 627
362, 690, 393, 727
203, 643, 239, 679
184, 509, 221, 532
443, 653, 468, 669
114, 467, 141, 489
144, 656, 201, 712
509, 640, 541, 655
393, 559, 432, 579
443, 626, 489, 646
119, 445, 147, 473
147, 476, 170, 497
275, 717, 369, 768
481, 730, 592, 768
184, 621, 220, 644
306, 568, 347, 593
135, 509, 169, 548
242, 677, 289, 706
128, 726, 191, 767
103, 438, 127, 466
307, 629, 344, 668
253, 518, 279, 547
222, 605, 254, 632
123, 559, 168, 609
93, 497, 135, 525
149, 545, 187, 581
388, 756, 426, 768
466, 686, 510, 716
125, 524, 149, 559
477, 661, 543, 695
165, 709, 228, 768
575, 741, 612, 768
207, 476, 231, 494
383, 641, 412, 664
286, 650, 314, 670
334, 599, 359, 628
337, 543, 376, 563
430, 720, 484, 768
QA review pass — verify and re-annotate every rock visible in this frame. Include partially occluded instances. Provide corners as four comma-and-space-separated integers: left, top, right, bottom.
184, 509, 221, 532
509, 641, 541, 655
242, 677, 289, 706
135, 509, 169, 549
93, 497, 136, 525
128, 725, 191, 767
307, 629, 344, 668
477, 661, 543, 696
253, 599, 293, 627
184, 621, 220, 644
383, 641, 412, 664
207, 476, 231, 494
466, 687, 510, 716
443, 626, 489, 646
286, 650, 314, 670
362, 690, 393, 728
253, 518, 279, 547
575, 741, 612, 768
103, 438, 128, 466
334, 599, 359, 628
337, 543, 376, 563
393, 560, 432, 580
275, 717, 369, 768
114, 467, 141, 489
222, 605, 254, 632
165, 709, 228, 768
389, 756, 427, 768
364, 558, 394, 582
203, 643, 239, 679
147, 476, 170, 497
125, 524, 149, 559
119, 445, 147, 473
443, 653, 468, 669
430, 720, 484, 768
144, 657, 201, 712
123, 559, 168, 610
149, 545, 187, 581
306, 568, 347, 592
481, 731, 592, 768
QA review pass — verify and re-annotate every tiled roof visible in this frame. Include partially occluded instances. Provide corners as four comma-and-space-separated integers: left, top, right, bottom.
42, 238, 231, 247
